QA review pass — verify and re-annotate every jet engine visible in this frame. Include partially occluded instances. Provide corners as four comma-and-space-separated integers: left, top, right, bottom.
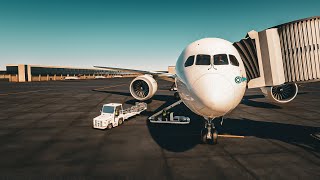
260, 83, 298, 104
130, 75, 158, 101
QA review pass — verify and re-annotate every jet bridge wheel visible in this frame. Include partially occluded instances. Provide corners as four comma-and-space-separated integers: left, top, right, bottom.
174, 92, 180, 100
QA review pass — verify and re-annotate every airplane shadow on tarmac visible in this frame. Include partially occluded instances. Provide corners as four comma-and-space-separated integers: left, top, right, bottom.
241, 95, 282, 109
146, 103, 320, 154
220, 118, 320, 154
94, 90, 319, 153
241, 92, 308, 109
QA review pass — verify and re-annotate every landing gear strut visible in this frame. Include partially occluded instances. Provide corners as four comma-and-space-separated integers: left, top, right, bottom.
201, 118, 218, 144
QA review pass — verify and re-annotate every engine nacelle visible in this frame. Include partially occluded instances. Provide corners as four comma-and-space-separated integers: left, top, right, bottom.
130, 75, 158, 101
260, 83, 298, 104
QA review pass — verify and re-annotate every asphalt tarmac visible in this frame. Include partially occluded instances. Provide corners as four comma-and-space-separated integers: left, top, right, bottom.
0, 78, 319, 179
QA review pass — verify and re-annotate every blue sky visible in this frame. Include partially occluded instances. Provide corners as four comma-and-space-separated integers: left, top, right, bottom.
0, 0, 319, 70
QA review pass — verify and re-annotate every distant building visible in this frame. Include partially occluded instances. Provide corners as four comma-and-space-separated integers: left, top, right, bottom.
0, 64, 176, 82
2, 64, 139, 82
168, 66, 175, 74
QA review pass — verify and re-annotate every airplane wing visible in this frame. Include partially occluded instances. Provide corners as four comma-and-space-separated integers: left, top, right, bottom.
94, 65, 176, 82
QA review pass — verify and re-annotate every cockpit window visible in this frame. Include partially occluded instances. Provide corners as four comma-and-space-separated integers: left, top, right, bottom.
184, 56, 194, 67
214, 54, 228, 65
196, 54, 211, 65
229, 55, 239, 66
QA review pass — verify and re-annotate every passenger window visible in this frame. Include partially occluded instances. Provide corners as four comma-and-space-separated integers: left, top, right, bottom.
214, 54, 228, 65
229, 55, 239, 66
184, 56, 194, 67
196, 55, 211, 65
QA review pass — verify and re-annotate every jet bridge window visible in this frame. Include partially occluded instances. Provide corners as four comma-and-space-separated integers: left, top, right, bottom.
214, 54, 228, 65
184, 56, 195, 67
196, 54, 211, 65
229, 55, 239, 66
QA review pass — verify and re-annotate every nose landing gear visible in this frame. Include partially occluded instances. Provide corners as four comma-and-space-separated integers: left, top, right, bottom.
201, 118, 218, 144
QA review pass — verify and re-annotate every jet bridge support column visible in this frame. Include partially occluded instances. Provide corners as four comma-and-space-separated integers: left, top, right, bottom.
245, 29, 286, 88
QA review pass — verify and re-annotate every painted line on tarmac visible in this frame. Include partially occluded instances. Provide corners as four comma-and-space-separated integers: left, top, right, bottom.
93, 84, 127, 91
0, 89, 53, 96
218, 134, 245, 138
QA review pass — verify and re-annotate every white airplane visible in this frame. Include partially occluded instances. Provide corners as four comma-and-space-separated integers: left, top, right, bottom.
94, 37, 300, 144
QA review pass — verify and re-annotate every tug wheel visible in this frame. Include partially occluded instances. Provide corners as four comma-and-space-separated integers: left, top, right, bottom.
118, 118, 123, 125
107, 123, 113, 130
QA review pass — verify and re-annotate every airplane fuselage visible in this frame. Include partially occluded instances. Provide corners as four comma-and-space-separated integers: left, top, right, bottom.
175, 38, 247, 119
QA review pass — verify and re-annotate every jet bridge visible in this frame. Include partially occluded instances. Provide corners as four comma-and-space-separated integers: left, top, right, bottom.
234, 16, 320, 88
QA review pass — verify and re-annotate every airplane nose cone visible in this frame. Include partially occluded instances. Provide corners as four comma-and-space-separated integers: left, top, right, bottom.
192, 74, 235, 116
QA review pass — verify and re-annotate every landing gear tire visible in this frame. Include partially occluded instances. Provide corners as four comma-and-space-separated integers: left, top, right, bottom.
107, 123, 113, 130
201, 118, 218, 145
201, 129, 208, 144
212, 129, 218, 145
201, 129, 218, 144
